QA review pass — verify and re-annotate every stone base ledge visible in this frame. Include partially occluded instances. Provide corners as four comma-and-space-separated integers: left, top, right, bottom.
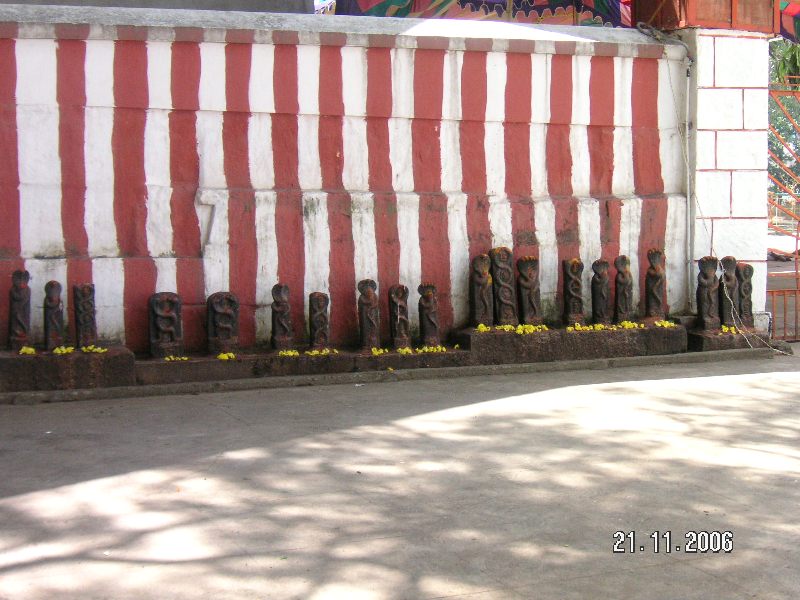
687, 331, 758, 352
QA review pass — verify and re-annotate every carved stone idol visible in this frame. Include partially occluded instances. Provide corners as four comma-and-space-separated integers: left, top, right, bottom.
8, 270, 31, 352
719, 256, 738, 327
517, 256, 543, 325
591, 259, 610, 324
388, 284, 410, 349
149, 292, 183, 358
489, 247, 518, 326
645, 248, 666, 320
308, 292, 330, 349
418, 283, 440, 346
44, 281, 64, 351
469, 254, 494, 327
358, 279, 380, 351
563, 259, 584, 325
696, 256, 720, 330
271, 283, 293, 350
207, 292, 239, 354
736, 262, 755, 328
614, 255, 634, 323
73, 283, 98, 348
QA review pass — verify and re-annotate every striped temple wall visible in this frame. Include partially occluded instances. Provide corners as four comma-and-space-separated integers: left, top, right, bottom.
0, 9, 699, 352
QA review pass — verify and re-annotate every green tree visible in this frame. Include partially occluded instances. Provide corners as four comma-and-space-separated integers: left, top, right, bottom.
769, 40, 800, 197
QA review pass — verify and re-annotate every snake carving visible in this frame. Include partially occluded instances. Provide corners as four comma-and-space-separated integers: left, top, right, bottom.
489, 247, 518, 326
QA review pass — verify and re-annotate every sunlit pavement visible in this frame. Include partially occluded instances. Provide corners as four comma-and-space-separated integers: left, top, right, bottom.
1, 351, 799, 600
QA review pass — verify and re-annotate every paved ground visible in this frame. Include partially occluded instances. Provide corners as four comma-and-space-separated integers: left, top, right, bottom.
1, 350, 799, 599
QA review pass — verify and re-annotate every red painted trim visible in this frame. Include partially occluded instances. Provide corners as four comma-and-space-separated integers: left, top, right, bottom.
272, 30, 300, 45
319, 45, 344, 189
599, 197, 622, 310
366, 47, 392, 191
506, 39, 536, 54
319, 32, 348, 47
419, 193, 453, 333
225, 29, 256, 44
553, 197, 580, 314
275, 191, 306, 343
412, 49, 444, 192
631, 58, 663, 195
637, 195, 669, 314
327, 192, 358, 345
113, 40, 155, 353
373, 192, 400, 342
416, 36, 449, 50
589, 55, 614, 197
466, 194, 492, 260
547, 54, 572, 198
54, 24, 90, 40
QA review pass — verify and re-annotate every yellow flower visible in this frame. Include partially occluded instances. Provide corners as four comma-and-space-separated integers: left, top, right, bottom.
278, 350, 299, 357
567, 326, 574, 332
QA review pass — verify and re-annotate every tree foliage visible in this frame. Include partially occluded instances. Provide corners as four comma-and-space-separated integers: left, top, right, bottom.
769, 40, 800, 196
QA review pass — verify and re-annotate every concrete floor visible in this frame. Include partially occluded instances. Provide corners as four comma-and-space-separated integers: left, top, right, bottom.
1, 351, 799, 599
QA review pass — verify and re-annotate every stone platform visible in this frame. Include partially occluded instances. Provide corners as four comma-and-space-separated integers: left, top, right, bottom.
687, 330, 757, 352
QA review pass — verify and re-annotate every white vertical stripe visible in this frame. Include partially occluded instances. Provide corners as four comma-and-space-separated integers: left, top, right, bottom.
198, 42, 226, 112
534, 197, 558, 318
302, 192, 330, 324
613, 57, 635, 196
16, 39, 63, 259
92, 257, 126, 342
196, 112, 226, 189
255, 191, 279, 342
613, 57, 633, 128
84, 40, 119, 257
342, 46, 369, 192
25, 259, 67, 343
570, 126, 591, 197
448, 192, 470, 328
249, 43, 275, 114
248, 113, 274, 190
658, 59, 685, 195
397, 193, 422, 332
531, 54, 550, 124
488, 195, 513, 249
296, 46, 322, 191
530, 123, 547, 198
619, 196, 643, 312
351, 193, 379, 303
571, 55, 591, 126
578, 198, 602, 313
390, 47, 415, 193
665, 194, 688, 313
153, 258, 178, 294
441, 51, 463, 193
297, 44, 320, 115
146, 41, 172, 110
485, 52, 506, 122
196, 189, 230, 298
485, 52, 506, 197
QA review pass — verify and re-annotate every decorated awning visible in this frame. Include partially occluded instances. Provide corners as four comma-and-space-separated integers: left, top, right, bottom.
781, 0, 800, 42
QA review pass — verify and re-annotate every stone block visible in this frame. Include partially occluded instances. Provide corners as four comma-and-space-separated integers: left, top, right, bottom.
695, 171, 730, 217
743, 89, 769, 130
731, 171, 768, 217
714, 37, 769, 89
687, 330, 756, 351
695, 33, 715, 88
716, 131, 767, 170
697, 89, 742, 130
692, 218, 714, 259
695, 130, 716, 169
712, 218, 768, 262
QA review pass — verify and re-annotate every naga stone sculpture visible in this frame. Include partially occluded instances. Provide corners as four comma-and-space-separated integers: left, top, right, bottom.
517, 256, 543, 325
418, 283, 440, 346
614, 255, 634, 323
148, 292, 183, 358
736, 262, 755, 327
489, 246, 518, 326
308, 292, 330, 349
719, 256, 738, 327
591, 259, 610, 324
696, 256, 720, 330
73, 283, 98, 347
469, 254, 494, 327
562, 258, 585, 325
358, 279, 380, 351
8, 270, 30, 352
207, 291, 239, 354
44, 281, 64, 351
388, 284, 410, 349
271, 283, 293, 350
645, 248, 666, 320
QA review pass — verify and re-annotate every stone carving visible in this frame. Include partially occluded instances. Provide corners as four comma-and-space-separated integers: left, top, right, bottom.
517, 256, 543, 325
469, 254, 494, 327
418, 283, 440, 346
271, 283, 293, 350
719, 256, 739, 327
489, 247, 518, 326
207, 292, 239, 354
614, 255, 634, 323
645, 248, 666, 320
591, 259, 610, 324
388, 284, 410, 349
563, 259, 584, 325
358, 279, 380, 351
696, 256, 720, 330
73, 284, 98, 347
44, 281, 64, 351
736, 262, 755, 328
308, 292, 330, 349
149, 292, 183, 358
8, 270, 31, 351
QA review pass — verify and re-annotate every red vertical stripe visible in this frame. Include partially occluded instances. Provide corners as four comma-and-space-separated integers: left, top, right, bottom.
637, 196, 669, 314
554, 197, 580, 316
224, 42, 257, 347
170, 42, 205, 351
599, 197, 623, 310
588, 55, 615, 197
547, 54, 572, 198
113, 40, 155, 353
505, 53, 536, 260
272, 44, 305, 341
0, 36, 22, 349
631, 58, 663, 195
